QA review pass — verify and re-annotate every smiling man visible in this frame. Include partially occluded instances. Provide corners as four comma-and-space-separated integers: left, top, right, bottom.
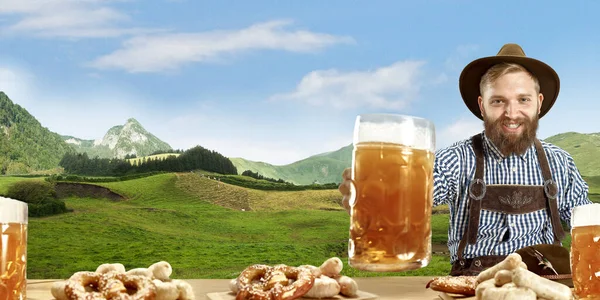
338, 43, 592, 277
435, 43, 593, 276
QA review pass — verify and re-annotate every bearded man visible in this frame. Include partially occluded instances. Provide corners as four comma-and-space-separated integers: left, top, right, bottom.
338, 43, 592, 277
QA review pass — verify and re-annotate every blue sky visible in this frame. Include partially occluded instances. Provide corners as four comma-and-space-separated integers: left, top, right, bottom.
0, 0, 599, 165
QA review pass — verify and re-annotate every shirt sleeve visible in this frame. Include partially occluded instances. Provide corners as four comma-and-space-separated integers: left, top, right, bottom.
433, 149, 458, 207
559, 154, 593, 226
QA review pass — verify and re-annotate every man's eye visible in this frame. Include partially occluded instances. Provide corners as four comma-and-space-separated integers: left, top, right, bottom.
520, 98, 530, 102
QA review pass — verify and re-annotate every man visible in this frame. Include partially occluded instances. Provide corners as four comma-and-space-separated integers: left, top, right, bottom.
338, 43, 592, 276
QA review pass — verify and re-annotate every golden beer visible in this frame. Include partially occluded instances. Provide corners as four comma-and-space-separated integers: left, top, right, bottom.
349, 114, 435, 272
572, 224, 600, 299
0, 198, 28, 300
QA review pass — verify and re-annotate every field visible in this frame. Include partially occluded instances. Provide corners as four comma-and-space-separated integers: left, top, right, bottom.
1, 173, 453, 280
1, 172, 597, 280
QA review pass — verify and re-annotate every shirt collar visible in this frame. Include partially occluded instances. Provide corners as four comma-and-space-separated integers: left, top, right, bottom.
481, 130, 534, 162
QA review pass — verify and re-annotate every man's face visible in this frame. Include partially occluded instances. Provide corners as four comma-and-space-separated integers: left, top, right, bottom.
477, 71, 544, 156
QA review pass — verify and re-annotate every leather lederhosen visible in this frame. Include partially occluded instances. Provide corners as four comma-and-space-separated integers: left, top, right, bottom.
449, 133, 564, 276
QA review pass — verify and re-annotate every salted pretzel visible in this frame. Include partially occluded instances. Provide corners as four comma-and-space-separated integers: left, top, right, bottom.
426, 275, 478, 296
63, 271, 156, 300
64, 271, 106, 300
99, 272, 156, 300
235, 264, 315, 300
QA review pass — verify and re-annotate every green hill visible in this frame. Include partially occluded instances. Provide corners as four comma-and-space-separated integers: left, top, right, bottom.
0, 92, 74, 174
1, 173, 450, 279
4, 172, 599, 279
544, 132, 600, 176
231, 131, 600, 185
230, 144, 352, 185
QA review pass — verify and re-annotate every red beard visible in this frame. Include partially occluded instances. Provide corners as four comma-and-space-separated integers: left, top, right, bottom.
484, 114, 539, 156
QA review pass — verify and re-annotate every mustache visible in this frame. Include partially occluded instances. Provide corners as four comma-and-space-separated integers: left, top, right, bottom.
495, 116, 529, 124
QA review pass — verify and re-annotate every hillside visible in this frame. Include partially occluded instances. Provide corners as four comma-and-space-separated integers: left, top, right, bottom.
230, 144, 352, 185
0, 92, 74, 174
0, 172, 453, 280
231, 131, 600, 185
6, 172, 599, 279
544, 132, 600, 176
15, 171, 600, 279
62, 135, 113, 158
64, 118, 173, 159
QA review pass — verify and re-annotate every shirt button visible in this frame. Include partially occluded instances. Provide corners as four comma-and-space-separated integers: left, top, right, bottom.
512, 167, 517, 172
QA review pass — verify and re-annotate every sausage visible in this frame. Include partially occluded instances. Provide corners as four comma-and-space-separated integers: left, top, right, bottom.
475, 278, 496, 300
303, 275, 340, 298
476, 253, 522, 283
481, 286, 536, 300
512, 267, 572, 300
494, 269, 513, 286
334, 275, 358, 297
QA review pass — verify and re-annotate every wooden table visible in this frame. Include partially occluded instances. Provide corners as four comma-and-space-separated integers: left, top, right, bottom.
26, 277, 461, 300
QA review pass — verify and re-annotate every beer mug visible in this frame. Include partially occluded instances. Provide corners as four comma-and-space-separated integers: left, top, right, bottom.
348, 113, 435, 272
571, 203, 600, 299
0, 197, 28, 300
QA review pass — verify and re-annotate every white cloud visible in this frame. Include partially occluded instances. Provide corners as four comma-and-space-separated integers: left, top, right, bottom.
0, 0, 156, 38
436, 116, 483, 150
87, 20, 355, 73
269, 60, 426, 110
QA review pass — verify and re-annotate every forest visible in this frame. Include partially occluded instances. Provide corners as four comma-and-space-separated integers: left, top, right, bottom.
59, 145, 238, 176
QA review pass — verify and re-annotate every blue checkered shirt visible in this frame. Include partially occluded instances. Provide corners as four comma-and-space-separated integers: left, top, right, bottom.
433, 131, 592, 263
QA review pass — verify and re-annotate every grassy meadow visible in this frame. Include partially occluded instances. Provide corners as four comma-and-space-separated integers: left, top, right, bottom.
1, 173, 453, 280
1, 172, 598, 280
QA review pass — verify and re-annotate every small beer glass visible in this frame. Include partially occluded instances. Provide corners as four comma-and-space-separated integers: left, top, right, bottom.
572, 203, 600, 299
0, 197, 28, 300
348, 113, 435, 272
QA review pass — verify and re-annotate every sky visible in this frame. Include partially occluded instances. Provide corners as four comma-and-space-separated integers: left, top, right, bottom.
0, 0, 599, 165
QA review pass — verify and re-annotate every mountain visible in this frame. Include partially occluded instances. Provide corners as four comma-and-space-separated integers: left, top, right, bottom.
232, 132, 600, 185
61, 135, 113, 159
544, 132, 600, 177
230, 144, 353, 185
0, 92, 74, 174
63, 118, 173, 159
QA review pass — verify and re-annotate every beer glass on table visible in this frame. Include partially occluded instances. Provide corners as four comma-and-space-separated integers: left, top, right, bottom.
571, 203, 600, 299
348, 113, 435, 272
0, 197, 28, 300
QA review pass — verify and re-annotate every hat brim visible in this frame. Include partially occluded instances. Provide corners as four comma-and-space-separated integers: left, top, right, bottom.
459, 55, 560, 120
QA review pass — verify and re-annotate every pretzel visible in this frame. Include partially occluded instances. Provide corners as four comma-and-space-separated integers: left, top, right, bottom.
100, 272, 156, 300
64, 271, 105, 300
235, 264, 315, 300
425, 275, 477, 296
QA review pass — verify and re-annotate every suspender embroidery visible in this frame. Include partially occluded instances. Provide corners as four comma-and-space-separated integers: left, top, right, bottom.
498, 190, 534, 209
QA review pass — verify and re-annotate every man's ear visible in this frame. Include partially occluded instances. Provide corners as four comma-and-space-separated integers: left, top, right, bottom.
538, 93, 544, 115
478, 96, 484, 117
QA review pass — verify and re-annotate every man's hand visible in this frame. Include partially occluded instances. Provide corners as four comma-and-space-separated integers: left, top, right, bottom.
338, 167, 352, 214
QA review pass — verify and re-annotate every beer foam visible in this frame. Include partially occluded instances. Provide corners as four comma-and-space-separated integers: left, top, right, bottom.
0, 197, 28, 224
571, 203, 600, 228
353, 114, 435, 151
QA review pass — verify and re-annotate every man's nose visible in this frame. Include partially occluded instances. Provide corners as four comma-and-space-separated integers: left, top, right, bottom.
504, 102, 519, 119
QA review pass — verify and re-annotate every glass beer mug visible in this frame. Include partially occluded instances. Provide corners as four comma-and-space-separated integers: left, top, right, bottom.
0, 197, 28, 300
571, 203, 600, 299
348, 113, 435, 272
